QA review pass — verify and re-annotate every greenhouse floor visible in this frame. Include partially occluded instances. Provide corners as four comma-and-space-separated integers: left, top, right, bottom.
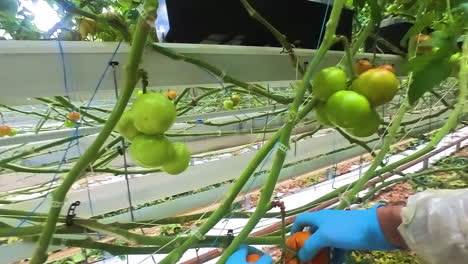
93, 127, 468, 264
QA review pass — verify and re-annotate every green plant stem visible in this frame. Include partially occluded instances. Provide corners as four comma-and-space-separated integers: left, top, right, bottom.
382, 106, 451, 126
150, 43, 293, 104
360, 166, 467, 202
369, 34, 407, 56
43, 235, 283, 256
28, 2, 158, 263
293, 126, 322, 142
187, 109, 287, 127
336, 36, 357, 79
54, 96, 106, 123
0, 105, 62, 122
337, 103, 409, 209
430, 90, 453, 109
158, 96, 317, 264
174, 88, 191, 106
166, 128, 279, 137
0, 135, 82, 166
339, 20, 375, 68
158, 129, 282, 264
240, 0, 305, 75
218, 1, 346, 262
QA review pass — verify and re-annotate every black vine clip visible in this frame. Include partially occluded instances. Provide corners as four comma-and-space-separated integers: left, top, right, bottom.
109, 61, 120, 67
227, 229, 235, 246
66, 201, 81, 226
117, 145, 125, 155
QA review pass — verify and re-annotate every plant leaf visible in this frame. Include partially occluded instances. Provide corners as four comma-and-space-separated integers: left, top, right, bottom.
406, 30, 458, 104
367, 0, 382, 24
400, 12, 436, 47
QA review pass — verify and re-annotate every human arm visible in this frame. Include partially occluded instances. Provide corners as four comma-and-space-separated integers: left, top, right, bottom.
292, 188, 468, 264
377, 205, 407, 249
398, 188, 468, 264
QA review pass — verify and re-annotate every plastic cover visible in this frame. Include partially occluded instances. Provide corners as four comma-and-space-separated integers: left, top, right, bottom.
398, 189, 468, 264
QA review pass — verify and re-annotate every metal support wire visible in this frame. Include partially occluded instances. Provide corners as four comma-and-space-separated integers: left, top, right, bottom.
110, 61, 136, 222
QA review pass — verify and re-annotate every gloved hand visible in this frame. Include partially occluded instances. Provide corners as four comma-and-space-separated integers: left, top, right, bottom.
226, 244, 273, 264
291, 205, 396, 262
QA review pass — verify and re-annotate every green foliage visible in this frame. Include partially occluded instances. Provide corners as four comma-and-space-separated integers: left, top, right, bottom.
51, 249, 105, 264
411, 154, 468, 191
347, 250, 423, 264
406, 29, 459, 104
0, 0, 18, 21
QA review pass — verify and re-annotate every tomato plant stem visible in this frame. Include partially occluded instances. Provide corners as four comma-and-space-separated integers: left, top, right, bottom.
158, 98, 317, 264
28, 1, 159, 263
217, 0, 346, 262
240, 0, 305, 75
150, 43, 293, 104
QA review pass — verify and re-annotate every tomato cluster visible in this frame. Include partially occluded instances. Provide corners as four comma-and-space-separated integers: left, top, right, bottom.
313, 65, 399, 138
116, 92, 191, 175
223, 94, 241, 110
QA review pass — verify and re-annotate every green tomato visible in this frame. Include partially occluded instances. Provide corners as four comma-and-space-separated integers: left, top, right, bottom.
449, 52, 461, 73
223, 100, 234, 110
312, 67, 347, 101
132, 92, 176, 135
116, 111, 140, 141
315, 102, 333, 127
162, 142, 191, 175
64, 120, 75, 128
129, 135, 175, 168
8, 129, 18, 137
351, 68, 399, 106
0, 0, 18, 21
345, 110, 381, 137
231, 94, 240, 106
326, 91, 373, 128
118, 0, 133, 8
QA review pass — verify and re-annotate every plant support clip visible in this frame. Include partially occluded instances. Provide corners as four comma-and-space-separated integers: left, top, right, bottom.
66, 201, 81, 226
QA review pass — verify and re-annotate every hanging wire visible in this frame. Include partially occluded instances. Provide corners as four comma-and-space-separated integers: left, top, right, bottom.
110, 62, 136, 222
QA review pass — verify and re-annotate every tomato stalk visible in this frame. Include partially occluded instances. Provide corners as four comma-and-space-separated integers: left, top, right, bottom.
150, 43, 293, 104
28, 1, 159, 263
240, 0, 305, 75
339, 19, 375, 69
335, 36, 357, 79
217, 0, 346, 262
158, 98, 317, 264
40, 235, 284, 256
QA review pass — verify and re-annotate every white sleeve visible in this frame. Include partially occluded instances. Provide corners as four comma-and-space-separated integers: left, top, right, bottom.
397, 189, 468, 264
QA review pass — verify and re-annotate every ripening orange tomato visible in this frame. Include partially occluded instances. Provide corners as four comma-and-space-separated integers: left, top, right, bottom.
67, 112, 81, 121
414, 34, 432, 54
0, 126, 12, 137
167, 90, 177, 100
355, 59, 374, 75
285, 231, 329, 264
377, 65, 395, 74
246, 254, 262, 263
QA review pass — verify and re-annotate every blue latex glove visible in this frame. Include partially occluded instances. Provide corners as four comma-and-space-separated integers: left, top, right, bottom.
226, 244, 273, 264
291, 205, 396, 263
